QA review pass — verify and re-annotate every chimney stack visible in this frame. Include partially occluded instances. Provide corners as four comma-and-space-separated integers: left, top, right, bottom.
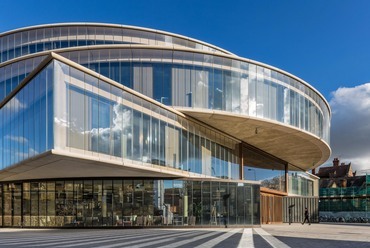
333, 158, 339, 167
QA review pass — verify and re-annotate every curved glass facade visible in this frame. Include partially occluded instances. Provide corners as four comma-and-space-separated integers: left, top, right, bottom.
0, 47, 330, 143
0, 56, 46, 103
0, 24, 230, 64
59, 48, 330, 142
0, 23, 331, 227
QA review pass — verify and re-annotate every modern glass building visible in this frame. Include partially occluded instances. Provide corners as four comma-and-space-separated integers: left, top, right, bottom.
0, 23, 331, 227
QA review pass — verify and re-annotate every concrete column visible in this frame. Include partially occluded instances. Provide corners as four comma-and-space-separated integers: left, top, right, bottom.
239, 143, 244, 180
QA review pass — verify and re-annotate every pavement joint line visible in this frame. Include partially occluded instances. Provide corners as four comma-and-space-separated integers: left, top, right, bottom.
254, 228, 291, 248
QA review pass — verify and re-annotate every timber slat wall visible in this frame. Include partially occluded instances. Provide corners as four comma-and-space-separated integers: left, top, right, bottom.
261, 193, 283, 223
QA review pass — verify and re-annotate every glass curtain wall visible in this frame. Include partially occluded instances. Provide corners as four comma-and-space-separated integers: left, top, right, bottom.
59, 49, 330, 143
288, 172, 314, 196
0, 56, 47, 108
0, 57, 241, 180
0, 62, 54, 169
53, 60, 240, 180
243, 146, 286, 193
0, 25, 225, 64
0, 179, 260, 227
3, 184, 12, 226
0, 48, 330, 146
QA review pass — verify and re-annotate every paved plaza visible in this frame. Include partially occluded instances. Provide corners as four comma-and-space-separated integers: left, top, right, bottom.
0, 223, 369, 248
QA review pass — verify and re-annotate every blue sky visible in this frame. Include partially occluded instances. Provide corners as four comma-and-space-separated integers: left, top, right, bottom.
2, 0, 370, 171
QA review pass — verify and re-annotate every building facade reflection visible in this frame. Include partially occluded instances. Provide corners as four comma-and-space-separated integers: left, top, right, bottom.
0, 179, 259, 227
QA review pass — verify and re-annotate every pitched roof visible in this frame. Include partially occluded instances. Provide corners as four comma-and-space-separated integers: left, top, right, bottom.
316, 163, 351, 178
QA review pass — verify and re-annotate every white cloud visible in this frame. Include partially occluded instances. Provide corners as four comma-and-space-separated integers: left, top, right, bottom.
328, 83, 370, 174
3, 97, 25, 112
5, 135, 28, 143
82, 104, 132, 140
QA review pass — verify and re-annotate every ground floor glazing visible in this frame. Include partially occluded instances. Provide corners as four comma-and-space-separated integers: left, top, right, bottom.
0, 179, 260, 227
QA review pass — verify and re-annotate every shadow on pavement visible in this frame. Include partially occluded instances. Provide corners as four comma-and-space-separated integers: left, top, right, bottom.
276, 236, 370, 248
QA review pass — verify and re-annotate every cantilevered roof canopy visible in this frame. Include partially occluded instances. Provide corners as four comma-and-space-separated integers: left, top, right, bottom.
176, 108, 331, 171
0, 150, 218, 182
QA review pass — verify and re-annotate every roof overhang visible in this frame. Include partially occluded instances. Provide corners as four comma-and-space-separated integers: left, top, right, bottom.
176, 108, 331, 171
0, 149, 218, 182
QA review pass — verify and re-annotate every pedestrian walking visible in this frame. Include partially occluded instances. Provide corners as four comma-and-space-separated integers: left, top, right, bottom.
302, 207, 311, 225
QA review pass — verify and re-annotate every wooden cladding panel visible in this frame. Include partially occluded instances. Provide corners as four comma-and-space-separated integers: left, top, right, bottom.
260, 193, 283, 224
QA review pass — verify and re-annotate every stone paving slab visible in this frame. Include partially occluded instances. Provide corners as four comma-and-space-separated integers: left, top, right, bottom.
262, 223, 370, 242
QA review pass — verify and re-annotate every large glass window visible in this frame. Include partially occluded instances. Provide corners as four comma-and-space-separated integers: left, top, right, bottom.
0, 62, 54, 169
92, 180, 102, 226
213, 68, 223, 110
0, 179, 259, 227
133, 179, 143, 219
30, 182, 39, 226
243, 145, 286, 192
102, 180, 113, 226
112, 180, 123, 226
83, 180, 93, 226
288, 172, 315, 196
47, 182, 55, 226
12, 183, 22, 227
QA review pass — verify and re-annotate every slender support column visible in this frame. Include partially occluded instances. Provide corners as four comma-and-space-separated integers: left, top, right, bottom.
285, 164, 289, 193
239, 143, 244, 180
